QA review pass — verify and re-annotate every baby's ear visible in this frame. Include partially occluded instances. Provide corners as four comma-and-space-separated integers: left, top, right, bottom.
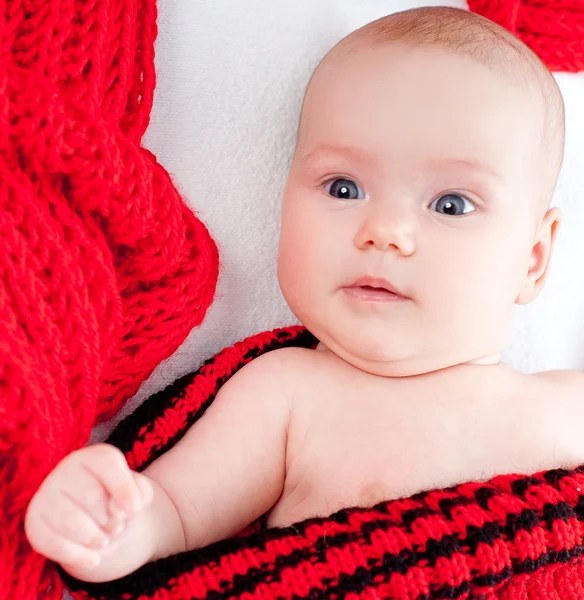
515, 207, 562, 305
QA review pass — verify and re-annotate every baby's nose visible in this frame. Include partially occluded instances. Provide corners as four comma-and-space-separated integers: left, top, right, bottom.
354, 209, 417, 256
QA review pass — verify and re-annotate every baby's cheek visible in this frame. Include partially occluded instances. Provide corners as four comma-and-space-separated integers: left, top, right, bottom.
278, 229, 312, 310
280, 202, 323, 277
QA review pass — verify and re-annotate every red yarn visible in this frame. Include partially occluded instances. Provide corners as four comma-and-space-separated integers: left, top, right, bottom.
468, 0, 584, 72
0, 1, 218, 599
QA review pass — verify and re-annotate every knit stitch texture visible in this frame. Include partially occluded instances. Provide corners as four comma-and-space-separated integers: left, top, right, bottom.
64, 327, 584, 600
0, 1, 218, 599
469, 0, 584, 72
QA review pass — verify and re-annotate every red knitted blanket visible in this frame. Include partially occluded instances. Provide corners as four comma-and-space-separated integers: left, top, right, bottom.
467, 0, 584, 72
63, 327, 584, 600
0, 1, 218, 599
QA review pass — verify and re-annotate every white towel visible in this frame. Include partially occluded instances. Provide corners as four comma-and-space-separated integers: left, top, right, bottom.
91, 0, 584, 442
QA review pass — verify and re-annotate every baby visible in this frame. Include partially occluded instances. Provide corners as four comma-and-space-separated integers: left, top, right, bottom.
25, 6, 579, 584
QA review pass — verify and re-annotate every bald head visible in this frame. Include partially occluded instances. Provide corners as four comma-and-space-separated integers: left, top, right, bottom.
301, 7, 565, 208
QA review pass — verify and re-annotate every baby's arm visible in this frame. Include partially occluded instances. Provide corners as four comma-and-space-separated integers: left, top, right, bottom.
144, 350, 291, 550
25, 351, 291, 582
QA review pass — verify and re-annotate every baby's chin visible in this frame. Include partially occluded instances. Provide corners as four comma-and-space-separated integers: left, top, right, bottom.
315, 337, 499, 378
315, 338, 437, 377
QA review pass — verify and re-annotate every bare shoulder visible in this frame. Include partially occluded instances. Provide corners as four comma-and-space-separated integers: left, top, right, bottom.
530, 368, 584, 428
533, 368, 584, 386
527, 369, 584, 466
230, 345, 316, 381
525, 368, 584, 414
214, 346, 315, 411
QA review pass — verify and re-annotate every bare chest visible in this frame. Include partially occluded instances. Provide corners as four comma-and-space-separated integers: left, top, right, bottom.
267, 364, 563, 528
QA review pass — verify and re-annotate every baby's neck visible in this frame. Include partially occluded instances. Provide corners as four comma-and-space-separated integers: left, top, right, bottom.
315, 342, 501, 373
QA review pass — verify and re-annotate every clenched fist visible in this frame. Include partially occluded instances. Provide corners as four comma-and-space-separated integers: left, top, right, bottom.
25, 443, 155, 581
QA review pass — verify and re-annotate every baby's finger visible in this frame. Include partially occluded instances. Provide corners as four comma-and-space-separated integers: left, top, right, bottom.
32, 519, 102, 572
80, 444, 143, 514
104, 474, 153, 538
55, 464, 112, 531
39, 492, 110, 550
133, 472, 154, 506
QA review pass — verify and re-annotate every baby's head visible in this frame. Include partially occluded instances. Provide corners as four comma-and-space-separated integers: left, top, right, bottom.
277, 6, 565, 377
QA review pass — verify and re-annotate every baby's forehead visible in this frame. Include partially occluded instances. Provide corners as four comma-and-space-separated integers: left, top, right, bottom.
301, 42, 542, 145
312, 27, 545, 105
298, 8, 564, 207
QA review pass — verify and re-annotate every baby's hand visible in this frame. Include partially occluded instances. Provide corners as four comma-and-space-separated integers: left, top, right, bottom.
25, 443, 153, 575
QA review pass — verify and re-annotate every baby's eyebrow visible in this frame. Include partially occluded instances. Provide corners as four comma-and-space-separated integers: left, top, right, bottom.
299, 146, 503, 183
299, 144, 378, 167
425, 157, 503, 182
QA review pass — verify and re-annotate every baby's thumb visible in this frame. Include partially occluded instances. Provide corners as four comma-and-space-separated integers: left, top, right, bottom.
132, 472, 154, 507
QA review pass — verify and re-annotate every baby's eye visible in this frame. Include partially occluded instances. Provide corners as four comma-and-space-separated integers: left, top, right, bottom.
429, 193, 476, 216
324, 178, 365, 200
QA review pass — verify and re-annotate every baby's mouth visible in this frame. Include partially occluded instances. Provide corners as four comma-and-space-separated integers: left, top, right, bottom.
342, 277, 410, 303
344, 285, 406, 302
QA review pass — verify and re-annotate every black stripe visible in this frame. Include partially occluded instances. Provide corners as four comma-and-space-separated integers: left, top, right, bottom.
437, 495, 474, 520
242, 328, 317, 361
474, 485, 499, 510
511, 476, 542, 499
107, 369, 197, 455
543, 468, 576, 486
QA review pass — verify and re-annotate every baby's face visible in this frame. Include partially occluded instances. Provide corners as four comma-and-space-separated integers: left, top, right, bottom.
278, 43, 549, 376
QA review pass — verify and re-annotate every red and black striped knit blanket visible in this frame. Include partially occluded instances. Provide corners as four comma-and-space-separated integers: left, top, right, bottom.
64, 326, 584, 600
